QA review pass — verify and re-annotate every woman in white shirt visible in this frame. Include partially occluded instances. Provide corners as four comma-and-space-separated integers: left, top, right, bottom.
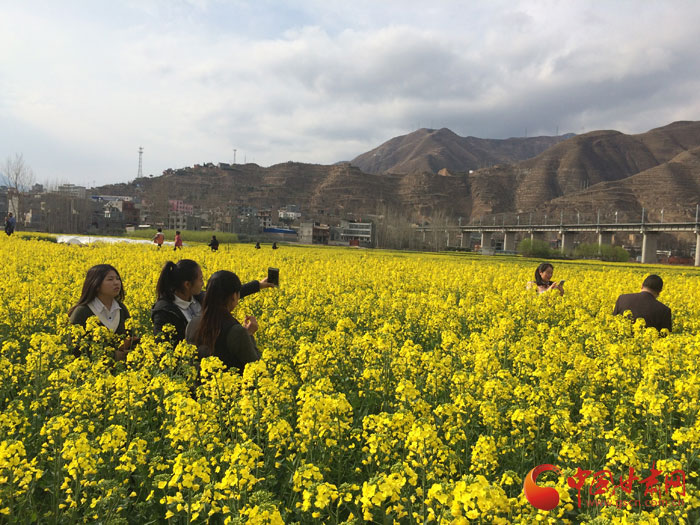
68, 264, 137, 359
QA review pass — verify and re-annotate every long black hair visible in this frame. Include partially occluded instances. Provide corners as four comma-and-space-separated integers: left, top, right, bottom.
68, 264, 124, 316
155, 259, 201, 301
194, 270, 242, 355
534, 262, 554, 286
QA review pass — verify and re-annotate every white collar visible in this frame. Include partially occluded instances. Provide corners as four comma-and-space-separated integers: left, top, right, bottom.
89, 297, 121, 314
173, 295, 193, 310
87, 297, 121, 332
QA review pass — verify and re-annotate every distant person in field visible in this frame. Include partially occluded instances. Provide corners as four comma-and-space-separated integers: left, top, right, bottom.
151, 259, 275, 343
527, 262, 564, 295
153, 228, 164, 248
4, 212, 16, 236
68, 264, 139, 359
208, 235, 219, 252
272, 242, 278, 250
613, 274, 672, 332
174, 231, 183, 251
255, 242, 261, 249
186, 270, 260, 374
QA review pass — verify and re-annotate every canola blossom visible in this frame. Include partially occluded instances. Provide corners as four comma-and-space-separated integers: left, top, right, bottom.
0, 235, 699, 524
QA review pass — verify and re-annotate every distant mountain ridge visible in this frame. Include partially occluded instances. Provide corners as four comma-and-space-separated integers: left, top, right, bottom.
350, 127, 575, 174
461, 120, 700, 218
96, 121, 700, 225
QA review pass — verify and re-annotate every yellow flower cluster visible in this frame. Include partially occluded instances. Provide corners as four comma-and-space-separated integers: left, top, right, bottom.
1, 234, 699, 523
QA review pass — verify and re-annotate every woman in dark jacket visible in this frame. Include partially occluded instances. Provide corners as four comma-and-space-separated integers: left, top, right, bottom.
185, 270, 260, 374
68, 264, 137, 359
151, 259, 272, 343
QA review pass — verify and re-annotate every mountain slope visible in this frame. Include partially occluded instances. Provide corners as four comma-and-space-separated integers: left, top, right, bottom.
350, 128, 574, 174
96, 121, 700, 224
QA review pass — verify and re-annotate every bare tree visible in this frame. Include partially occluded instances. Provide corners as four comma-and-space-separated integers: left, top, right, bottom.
2, 153, 35, 215
375, 203, 423, 250
429, 208, 451, 251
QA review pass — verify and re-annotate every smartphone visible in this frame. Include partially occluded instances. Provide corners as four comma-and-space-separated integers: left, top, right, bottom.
558, 280, 565, 285
267, 267, 279, 286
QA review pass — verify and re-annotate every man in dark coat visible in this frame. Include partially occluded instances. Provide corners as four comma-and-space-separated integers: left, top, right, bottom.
4, 213, 16, 235
613, 274, 672, 332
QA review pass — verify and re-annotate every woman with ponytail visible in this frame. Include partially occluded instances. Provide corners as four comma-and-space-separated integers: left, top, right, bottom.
185, 270, 260, 373
151, 259, 273, 343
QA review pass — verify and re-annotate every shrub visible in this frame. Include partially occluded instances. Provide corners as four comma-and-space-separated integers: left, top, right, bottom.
574, 243, 629, 262
517, 238, 552, 258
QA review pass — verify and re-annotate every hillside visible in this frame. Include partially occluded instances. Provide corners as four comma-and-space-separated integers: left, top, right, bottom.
350, 127, 574, 174
96, 121, 700, 224
533, 145, 700, 222
457, 120, 700, 215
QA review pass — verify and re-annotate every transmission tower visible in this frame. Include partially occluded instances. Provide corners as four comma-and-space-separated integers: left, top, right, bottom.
137, 147, 144, 178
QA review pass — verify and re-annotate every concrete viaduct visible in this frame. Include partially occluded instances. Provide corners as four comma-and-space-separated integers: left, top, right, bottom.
416, 220, 700, 266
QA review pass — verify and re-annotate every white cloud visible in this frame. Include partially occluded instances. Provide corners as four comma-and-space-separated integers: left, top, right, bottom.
1, 1, 699, 184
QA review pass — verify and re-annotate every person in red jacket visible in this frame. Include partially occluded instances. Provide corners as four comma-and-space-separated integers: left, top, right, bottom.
153, 228, 164, 248
174, 231, 183, 251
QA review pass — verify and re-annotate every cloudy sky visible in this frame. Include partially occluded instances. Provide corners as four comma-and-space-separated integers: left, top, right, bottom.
2, 0, 700, 186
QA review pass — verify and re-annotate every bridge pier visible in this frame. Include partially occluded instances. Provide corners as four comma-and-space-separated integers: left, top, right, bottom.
560, 231, 575, 254
641, 232, 658, 264
695, 232, 700, 267
481, 232, 493, 255
503, 232, 517, 252
598, 231, 613, 247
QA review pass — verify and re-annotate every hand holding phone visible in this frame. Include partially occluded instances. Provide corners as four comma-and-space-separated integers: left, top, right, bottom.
267, 267, 279, 286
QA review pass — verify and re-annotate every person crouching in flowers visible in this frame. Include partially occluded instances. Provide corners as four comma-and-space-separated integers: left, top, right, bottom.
526, 262, 564, 295
185, 270, 260, 374
68, 264, 138, 360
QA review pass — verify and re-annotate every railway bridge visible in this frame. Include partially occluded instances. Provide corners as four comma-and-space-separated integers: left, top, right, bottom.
416, 218, 700, 266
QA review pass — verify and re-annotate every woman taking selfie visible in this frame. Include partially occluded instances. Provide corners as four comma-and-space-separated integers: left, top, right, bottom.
527, 262, 565, 295
186, 270, 260, 374
151, 259, 273, 343
68, 264, 137, 359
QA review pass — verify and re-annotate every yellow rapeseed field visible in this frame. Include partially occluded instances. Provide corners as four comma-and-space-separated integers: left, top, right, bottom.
0, 235, 699, 524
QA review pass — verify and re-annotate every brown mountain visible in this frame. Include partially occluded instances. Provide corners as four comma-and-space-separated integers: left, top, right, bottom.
350, 127, 574, 174
101, 162, 473, 220
97, 121, 700, 225
534, 145, 700, 222
455, 120, 700, 217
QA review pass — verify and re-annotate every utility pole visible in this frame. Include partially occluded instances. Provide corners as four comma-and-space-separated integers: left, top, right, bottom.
233, 149, 237, 164
137, 147, 143, 178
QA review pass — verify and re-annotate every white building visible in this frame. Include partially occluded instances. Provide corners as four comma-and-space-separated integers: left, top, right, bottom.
278, 209, 301, 222
338, 220, 374, 247
57, 184, 87, 199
